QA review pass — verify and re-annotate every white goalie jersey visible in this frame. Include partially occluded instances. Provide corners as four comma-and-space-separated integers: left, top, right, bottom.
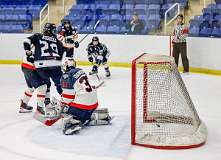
61, 68, 98, 110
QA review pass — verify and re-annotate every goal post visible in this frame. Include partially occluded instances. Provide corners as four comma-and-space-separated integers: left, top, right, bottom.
131, 53, 207, 149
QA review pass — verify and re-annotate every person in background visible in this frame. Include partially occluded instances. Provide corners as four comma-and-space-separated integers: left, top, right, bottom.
81, 7, 93, 29
172, 14, 189, 73
26, 10, 33, 30
126, 12, 144, 34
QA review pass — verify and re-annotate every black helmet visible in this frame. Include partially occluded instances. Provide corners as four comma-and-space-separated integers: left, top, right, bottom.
43, 23, 56, 36
62, 19, 72, 30
92, 36, 99, 42
62, 19, 71, 25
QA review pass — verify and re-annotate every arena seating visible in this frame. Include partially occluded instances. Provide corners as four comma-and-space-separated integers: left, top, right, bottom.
64, 0, 188, 34
189, 1, 221, 37
0, 0, 47, 33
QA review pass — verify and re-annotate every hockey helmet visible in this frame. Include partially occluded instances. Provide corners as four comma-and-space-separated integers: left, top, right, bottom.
92, 36, 99, 45
62, 57, 76, 72
92, 36, 99, 42
62, 19, 71, 30
43, 23, 56, 36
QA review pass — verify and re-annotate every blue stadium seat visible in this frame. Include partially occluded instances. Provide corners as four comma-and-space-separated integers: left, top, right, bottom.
96, 4, 108, 10
107, 25, 120, 34
111, 14, 123, 21
135, 4, 147, 10
211, 27, 221, 37
120, 25, 129, 34
189, 26, 200, 36
199, 27, 212, 37
96, 25, 107, 33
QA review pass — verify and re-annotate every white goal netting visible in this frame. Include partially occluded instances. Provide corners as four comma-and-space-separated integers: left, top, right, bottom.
131, 54, 207, 149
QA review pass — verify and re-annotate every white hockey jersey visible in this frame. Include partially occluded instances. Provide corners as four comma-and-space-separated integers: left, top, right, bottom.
61, 68, 98, 110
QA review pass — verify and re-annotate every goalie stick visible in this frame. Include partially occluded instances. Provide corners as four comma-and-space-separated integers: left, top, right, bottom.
33, 81, 105, 126
79, 20, 100, 44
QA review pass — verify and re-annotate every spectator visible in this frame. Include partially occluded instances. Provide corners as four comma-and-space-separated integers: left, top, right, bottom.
81, 7, 93, 29
199, 20, 211, 30
95, 7, 102, 22
26, 10, 33, 30
126, 12, 144, 34
172, 14, 189, 73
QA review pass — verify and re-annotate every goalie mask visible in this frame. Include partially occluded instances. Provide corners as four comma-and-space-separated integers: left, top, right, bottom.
43, 23, 56, 36
62, 57, 76, 72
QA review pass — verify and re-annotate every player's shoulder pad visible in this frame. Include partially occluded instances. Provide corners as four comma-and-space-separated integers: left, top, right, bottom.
100, 43, 107, 48
34, 33, 42, 37
69, 68, 85, 79
88, 42, 93, 46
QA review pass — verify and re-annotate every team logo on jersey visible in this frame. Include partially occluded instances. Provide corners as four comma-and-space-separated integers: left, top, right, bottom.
63, 74, 69, 79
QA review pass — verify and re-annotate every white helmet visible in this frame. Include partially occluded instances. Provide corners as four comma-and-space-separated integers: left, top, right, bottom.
62, 57, 76, 72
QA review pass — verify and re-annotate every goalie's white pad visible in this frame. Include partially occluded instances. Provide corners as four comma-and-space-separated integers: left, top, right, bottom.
88, 108, 112, 126
33, 111, 61, 126
33, 97, 63, 126
62, 114, 81, 135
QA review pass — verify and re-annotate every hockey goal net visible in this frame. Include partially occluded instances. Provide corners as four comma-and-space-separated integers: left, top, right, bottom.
131, 53, 207, 149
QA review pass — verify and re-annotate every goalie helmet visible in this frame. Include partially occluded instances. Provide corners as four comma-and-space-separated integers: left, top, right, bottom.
62, 57, 76, 72
43, 23, 56, 36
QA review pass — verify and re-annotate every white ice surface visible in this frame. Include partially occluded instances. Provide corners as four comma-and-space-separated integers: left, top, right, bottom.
0, 65, 221, 160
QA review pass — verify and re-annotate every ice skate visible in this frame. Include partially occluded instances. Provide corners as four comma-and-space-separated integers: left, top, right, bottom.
19, 100, 33, 113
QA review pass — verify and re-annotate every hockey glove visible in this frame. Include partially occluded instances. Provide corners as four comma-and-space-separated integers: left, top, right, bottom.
27, 55, 34, 63
88, 56, 93, 63
25, 50, 32, 56
74, 41, 79, 48
65, 38, 74, 44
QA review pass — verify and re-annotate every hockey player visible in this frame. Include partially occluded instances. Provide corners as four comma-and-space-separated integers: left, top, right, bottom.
44, 57, 111, 135
86, 36, 111, 77
23, 23, 65, 113
19, 52, 47, 113
57, 20, 79, 57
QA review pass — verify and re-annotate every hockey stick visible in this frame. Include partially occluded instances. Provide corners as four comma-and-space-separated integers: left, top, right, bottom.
90, 67, 105, 87
79, 20, 100, 44
94, 80, 105, 89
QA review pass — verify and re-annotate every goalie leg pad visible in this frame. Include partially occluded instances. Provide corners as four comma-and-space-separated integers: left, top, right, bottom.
88, 108, 112, 126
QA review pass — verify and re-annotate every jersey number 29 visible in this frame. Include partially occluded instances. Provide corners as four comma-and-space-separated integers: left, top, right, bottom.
40, 40, 60, 57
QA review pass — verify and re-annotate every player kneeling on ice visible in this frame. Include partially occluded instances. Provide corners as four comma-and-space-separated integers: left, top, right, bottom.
86, 36, 111, 77
44, 57, 112, 135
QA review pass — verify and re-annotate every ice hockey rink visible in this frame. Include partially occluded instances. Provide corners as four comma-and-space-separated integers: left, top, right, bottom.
0, 65, 220, 160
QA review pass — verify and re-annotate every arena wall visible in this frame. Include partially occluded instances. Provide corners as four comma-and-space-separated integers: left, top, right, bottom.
0, 33, 220, 75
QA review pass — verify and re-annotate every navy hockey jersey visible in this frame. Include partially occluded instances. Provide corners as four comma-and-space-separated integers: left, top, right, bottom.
24, 33, 64, 68
86, 42, 110, 58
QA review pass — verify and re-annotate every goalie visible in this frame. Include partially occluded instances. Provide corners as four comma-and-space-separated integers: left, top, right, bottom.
44, 57, 112, 135
86, 36, 111, 77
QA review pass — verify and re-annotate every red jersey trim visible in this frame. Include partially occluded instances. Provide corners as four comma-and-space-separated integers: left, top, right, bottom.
69, 102, 98, 110
21, 63, 36, 70
37, 94, 45, 98
62, 93, 75, 99
25, 92, 32, 97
